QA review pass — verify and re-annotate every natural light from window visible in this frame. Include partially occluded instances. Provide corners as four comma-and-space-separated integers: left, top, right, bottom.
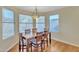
36, 16, 45, 32
49, 14, 59, 32
2, 8, 14, 39
19, 14, 33, 33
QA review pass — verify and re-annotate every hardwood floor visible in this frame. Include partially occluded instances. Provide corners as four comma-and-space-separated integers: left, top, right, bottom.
49, 40, 79, 52
8, 44, 19, 52
8, 40, 79, 52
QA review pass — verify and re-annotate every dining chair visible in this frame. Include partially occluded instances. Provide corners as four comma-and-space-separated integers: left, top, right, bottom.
25, 29, 31, 34
19, 33, 31, 52
42, 31, 49, 48
31, 35, 44, 52
32, 28, 37, 34
44, 28, 49, 32
49, 32, 51, 45
19, 33, 28, 52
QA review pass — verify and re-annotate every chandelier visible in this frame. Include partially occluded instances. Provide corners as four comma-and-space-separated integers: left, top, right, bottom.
32, 7, 39, 20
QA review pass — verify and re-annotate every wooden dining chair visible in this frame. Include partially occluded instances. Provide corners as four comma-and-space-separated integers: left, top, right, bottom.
42, 31, 49, 48
44, 28, 48, 32
25, 38, 32, 52
19, 33, 28, 52
49, 32, 51, 45
19, 33, 27, 52
31, 35, 44, 52
32, 28, 37, 33
25, 29, 31, 34
19, 33, 32, 52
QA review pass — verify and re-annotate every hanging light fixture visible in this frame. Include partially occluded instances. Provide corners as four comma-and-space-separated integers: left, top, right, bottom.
32, 7, 39, 20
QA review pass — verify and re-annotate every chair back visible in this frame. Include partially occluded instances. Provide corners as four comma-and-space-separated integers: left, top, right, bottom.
35, 35, 42, 43
19, 33, 26, 45
25, 29, 31, 34
44, 31, 48, 36
44, 28, 48, 32
32, 28, 37, 33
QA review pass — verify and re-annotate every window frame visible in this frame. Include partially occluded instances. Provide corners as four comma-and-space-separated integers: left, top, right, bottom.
49, 14, 59, 33
36, 16, 45, 32
2, 8, 15, 40
19, 14, 33, 33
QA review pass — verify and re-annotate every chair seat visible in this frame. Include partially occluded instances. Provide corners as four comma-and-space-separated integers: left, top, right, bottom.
31, 39, 42, 47
31, 37, 42, 44
44, 38, 47, 40
20, 39, 27, 45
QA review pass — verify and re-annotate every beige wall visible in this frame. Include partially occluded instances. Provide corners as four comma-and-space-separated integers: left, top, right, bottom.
0, 7, 19, 51
0, 6, 29, 51
46, 7, 79, 47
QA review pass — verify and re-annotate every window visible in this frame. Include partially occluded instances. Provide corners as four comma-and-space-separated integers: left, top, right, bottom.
36, 16, 45, 32
19, 14, 33, 33
2, 8, 14, 39
49, 14, 59, 32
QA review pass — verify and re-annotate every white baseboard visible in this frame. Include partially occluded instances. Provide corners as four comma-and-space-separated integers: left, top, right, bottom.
6, 41, 18, 52
52, 38, 79, 47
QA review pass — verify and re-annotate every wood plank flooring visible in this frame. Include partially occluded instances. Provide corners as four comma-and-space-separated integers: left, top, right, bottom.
49, 40, 79, 52
8, 40, 79, 52
8, 44, 19, 52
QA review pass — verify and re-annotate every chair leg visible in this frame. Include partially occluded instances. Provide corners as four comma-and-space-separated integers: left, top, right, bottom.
49, 32, 51, 45
22, 48, 24, 52
31, 43, 32, 52
19, 45, 21, 52
37, 45, 39, 52
22, 46, 24, 52
43, 41, 45, 50
41, 41, 43, 52
26, 47, 29, 52
47, 39, 48, 47
26, 47, 28, 52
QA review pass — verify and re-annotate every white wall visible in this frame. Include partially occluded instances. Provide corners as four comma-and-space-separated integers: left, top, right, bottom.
46, 7, 79, 47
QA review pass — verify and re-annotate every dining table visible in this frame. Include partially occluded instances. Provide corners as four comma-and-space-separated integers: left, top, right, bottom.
21, 31, 51, 52
22, 31, 50, 45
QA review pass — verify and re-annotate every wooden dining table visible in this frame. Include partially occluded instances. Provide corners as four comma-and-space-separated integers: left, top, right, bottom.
22, 31, 51, 45
23, 31, 45, 39
22, 32, 44, 51
22, 32, 37, 45
21, 31, 51, 52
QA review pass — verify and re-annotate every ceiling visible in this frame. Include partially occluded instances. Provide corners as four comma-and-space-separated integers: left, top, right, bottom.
16, 6, 66, 13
